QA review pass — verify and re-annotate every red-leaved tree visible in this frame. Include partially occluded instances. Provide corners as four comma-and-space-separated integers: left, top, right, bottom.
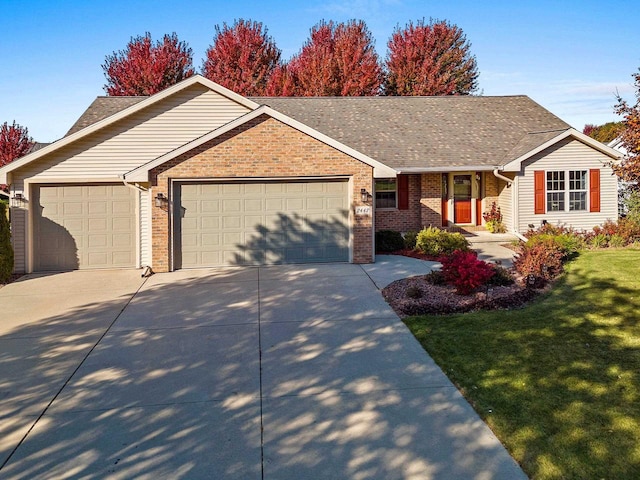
103, 33, 194, 96
1, 121, 34, 168
385, 19, 479, 96
202, 19, 281, 96
613, 68, 640, 186
1, 121, 34, 191
265, 64, 296, 96
275, 20, 382, 96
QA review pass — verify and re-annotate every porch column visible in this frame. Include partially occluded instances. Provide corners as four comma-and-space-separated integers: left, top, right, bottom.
419, 173, 442, 227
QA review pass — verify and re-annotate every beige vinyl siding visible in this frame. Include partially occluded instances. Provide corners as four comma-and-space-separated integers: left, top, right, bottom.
497, 174, 514, 231
518, 138, 618, 232
15, 84, 250, 182
10, 208, 27, 273
9, 182, 26, 273
139, 189, 151, 267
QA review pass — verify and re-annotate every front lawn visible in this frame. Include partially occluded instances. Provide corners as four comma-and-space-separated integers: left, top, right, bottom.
404, 249, 640, 479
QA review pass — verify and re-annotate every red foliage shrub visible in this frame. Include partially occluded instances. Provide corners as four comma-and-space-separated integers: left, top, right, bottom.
439, 250, 495, 295
596, 218, 640, 244
513, 240, 564, 287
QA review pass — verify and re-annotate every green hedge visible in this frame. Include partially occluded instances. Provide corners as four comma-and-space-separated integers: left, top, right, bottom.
0, 202, 13, 283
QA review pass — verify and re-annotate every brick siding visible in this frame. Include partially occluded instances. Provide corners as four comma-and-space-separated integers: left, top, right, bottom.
374, 173, 443, 232
149, 114, 374, 271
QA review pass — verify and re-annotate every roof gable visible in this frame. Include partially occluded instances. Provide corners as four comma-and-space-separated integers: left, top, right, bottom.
502, 128, 622, 171
0, 76, 259, 183
124, 106, 396, 180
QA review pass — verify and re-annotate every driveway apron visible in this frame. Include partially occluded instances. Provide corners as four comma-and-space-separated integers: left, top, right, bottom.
0, 265, 526, 479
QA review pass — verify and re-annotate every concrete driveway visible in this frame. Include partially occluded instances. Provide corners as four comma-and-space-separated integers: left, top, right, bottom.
0, 265, 526, 479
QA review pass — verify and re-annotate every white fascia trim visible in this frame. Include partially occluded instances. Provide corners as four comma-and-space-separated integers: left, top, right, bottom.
124, 105, 397, 181
0, 75, 260, 183
396, 166, 497, 174
502, 128, 623, 172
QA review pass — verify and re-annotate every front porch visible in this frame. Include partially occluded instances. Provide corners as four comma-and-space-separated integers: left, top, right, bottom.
375, 171, 510, 233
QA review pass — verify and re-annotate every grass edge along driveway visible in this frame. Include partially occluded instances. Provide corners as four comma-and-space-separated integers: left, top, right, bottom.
404, 249, 640, 480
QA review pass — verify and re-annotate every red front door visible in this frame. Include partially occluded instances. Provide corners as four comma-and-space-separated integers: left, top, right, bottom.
453, 175, 472, 224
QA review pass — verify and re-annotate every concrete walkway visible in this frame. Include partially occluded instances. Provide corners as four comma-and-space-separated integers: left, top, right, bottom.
465, 231, 519, 267
0, 266, 526, 479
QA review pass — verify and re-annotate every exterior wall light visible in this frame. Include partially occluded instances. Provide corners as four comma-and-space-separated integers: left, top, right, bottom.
360, 188, 371, 203
155, 192, 168, 207
11, 192, 25, 207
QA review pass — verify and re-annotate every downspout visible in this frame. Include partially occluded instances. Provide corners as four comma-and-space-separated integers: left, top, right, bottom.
120, 175, 148, 192
119, 176, 152, 275
492, 168, 519, 236
492, 168, 513, 186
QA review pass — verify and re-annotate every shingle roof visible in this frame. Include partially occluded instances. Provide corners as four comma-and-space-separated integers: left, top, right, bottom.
250, 96, 570, 170
66, 94, 570, 169
65, 96, 146, 136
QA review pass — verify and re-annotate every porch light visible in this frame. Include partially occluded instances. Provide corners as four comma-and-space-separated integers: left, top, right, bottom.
155, 192, 168, 207
11, 193, 25, 207
360, 188, 371, 203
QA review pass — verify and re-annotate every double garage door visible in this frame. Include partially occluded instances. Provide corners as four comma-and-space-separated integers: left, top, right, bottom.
33, 184, 136, 271
176, 180, 350, 267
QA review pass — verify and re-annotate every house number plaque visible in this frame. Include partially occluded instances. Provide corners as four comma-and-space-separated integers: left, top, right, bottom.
355, 206, 371, 216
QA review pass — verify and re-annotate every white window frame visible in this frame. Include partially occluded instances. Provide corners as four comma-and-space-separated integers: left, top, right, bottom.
545, 169, 588, 213
375, 178, 397, 209
568, 170, 587, 211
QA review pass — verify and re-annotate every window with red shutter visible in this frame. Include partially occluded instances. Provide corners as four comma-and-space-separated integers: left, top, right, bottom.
589, 169, 600, 212
534, 170, 545, 214
397, 174, 409, 210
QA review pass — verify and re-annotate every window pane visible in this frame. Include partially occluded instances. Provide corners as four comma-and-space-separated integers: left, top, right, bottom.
375, 191, 396, 208
547, 192, 564, 212
569, 170, 586, 190
375, 179, 396, 192
546, 171, 565, 191
569, 191, 586, 211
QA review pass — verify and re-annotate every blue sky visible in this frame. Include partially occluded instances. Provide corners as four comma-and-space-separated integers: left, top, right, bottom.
1, 0, 638, 142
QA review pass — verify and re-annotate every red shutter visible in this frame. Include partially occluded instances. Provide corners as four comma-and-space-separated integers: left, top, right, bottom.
534, 170, 545, 214
589, 169, 600, 213
397, 174, 409, 210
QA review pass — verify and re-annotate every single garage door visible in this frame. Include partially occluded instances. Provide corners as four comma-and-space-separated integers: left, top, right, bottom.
33, 184, 136, 271
176, 180, 349, 267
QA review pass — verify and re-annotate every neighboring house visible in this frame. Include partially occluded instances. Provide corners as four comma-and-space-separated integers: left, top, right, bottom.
608, 137, 636, 216
0, 75, 621, 273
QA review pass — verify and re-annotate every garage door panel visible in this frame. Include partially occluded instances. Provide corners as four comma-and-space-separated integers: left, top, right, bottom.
201, 216, 220, 229
244, 199, 262, 212
63, 202, 84, 215
34, 184, 136, 271
202, 200, 220, 213
178, 180, 349, 267
265, 198, 284, 212
112, 217, 132, 231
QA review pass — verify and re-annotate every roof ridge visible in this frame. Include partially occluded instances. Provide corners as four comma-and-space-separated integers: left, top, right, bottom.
249, 94, 530, 100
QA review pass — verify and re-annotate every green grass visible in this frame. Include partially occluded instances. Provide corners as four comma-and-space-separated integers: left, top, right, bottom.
404, 249, 640, 479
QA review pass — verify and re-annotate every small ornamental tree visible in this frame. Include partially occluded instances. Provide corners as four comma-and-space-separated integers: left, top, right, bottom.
202, 19, 281, 96
284, 20, 382, 96
613, 67, 640, 188
103, 32, 194, 96
385, 19, 479, 96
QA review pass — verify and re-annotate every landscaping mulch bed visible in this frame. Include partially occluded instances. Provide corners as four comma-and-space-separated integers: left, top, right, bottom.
382, 249, 439, 261
0, 273, 23, 289
382, 273, 540, 317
